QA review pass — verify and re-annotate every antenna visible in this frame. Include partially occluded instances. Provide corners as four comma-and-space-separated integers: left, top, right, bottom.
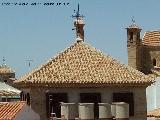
26, 59, 34, 68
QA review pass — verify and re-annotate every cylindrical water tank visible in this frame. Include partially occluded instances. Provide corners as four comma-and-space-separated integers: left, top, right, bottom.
98, 103, 112, 120
61, 103, 78, 120
115, 102, 129, 120
111, 102, 117, 118
79, 103, 94, 120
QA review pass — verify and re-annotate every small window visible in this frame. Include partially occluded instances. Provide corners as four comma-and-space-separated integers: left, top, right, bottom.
24, 94, 27, 101
26, 93, 30, 105
153, 59, 156, 66
130, 32, 133, 41
20, 92, 24, 101
9, 76, 12, 78
4, 80, 7, 83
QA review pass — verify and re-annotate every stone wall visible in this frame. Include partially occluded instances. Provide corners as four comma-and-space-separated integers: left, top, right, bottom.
127, 45, 142, 72
25, 86, 147, 120
128, 45, 160, 75
30, 88, 47, 120
133, 87, 147, 120
0, 72, 15, 86
141, 46, 160, 74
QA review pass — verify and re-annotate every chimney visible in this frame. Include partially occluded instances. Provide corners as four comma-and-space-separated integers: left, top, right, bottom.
72, 4, 85, 42
74, 17, 85, 41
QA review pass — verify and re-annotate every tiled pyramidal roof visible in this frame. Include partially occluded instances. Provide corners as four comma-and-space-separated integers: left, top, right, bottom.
15, 42, 154, 87
0, 101, 25, 120
143, 30, 160, 46
148, 108, 160, 118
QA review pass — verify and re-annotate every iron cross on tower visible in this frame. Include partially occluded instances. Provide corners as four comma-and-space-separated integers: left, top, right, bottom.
132, 16, 136, 24
72, 3, 84, 19
2, 57, 6, 65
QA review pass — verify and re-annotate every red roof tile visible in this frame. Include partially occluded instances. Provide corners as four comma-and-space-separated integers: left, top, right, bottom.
0, 101, 25, 120
143, 31, 160, 46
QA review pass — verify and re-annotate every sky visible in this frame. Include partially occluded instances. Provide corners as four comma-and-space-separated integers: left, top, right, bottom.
0, 0, 160, 77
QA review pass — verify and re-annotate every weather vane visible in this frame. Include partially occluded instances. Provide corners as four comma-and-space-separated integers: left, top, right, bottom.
72, 3, 84, 19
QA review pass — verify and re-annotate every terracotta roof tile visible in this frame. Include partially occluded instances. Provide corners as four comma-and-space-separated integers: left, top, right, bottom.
143, 31, 160, 46
148, 108, 160, 118
0, 65, 15, 74
0, 101, 25, 120
14, 42, 154, 86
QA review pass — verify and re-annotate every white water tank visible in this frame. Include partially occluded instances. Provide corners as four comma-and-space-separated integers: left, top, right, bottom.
115, 102, 129, 120
79, 103, 94, 120
98, 103, 112, 119
111, 102, 117, 118
61, 103, 78, 120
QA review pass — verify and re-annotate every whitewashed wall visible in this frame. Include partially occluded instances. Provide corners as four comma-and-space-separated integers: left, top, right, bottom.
147, 77, 160, 111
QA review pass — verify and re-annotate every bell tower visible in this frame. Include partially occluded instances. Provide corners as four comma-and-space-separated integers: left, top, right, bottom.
126, 19, 142, 71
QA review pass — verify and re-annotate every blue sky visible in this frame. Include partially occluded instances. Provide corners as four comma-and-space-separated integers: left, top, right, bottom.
0, 0, 160, 77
